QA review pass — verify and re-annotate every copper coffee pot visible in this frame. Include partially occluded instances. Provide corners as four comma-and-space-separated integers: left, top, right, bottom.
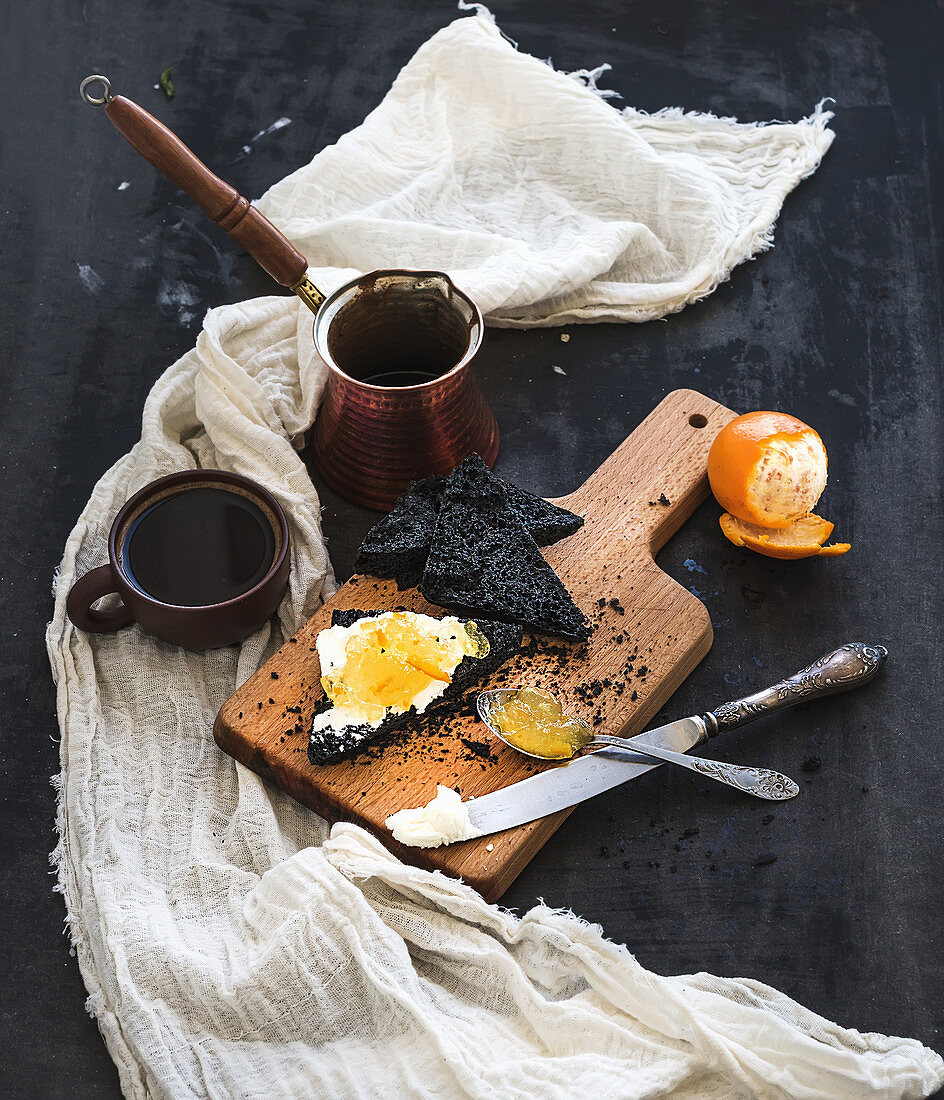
80, 76, 498, 511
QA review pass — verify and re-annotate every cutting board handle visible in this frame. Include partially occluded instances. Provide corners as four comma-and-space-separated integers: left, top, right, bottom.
560, 389, 736, 553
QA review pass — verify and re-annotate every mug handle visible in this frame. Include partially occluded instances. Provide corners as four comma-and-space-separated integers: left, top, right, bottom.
66, 566, 135, 633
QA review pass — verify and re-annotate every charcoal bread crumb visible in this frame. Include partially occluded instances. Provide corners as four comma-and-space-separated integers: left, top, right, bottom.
308, 610, 522, 765
353, 476, 445, 589
420, 459, 589, 641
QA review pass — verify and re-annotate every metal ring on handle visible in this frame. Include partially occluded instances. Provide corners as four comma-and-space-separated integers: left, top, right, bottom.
80, 75, 113, 106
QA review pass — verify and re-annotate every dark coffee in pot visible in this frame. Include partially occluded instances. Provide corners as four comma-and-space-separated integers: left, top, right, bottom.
122, 486, 276, 606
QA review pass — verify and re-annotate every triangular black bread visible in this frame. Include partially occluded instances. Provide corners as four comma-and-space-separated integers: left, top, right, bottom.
352, 475, 445, 590
353, 457, 582, 590
308, 609, 523, 765
501, 478, 584, 546
419, 459, 589, 642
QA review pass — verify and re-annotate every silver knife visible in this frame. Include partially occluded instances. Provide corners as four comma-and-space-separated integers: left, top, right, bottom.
466, 642, 887, 836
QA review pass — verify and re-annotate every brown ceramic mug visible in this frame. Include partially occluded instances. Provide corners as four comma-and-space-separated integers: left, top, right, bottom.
66, 470, 290, 650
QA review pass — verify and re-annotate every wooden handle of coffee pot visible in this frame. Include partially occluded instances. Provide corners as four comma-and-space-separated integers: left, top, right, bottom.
80, 75, 319, 298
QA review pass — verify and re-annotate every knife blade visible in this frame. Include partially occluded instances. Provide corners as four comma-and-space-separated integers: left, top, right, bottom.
465, 716, 706, 835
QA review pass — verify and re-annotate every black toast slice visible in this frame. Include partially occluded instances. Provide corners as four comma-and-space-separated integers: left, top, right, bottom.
352, 475, 446, 590
419, 459, 589, 642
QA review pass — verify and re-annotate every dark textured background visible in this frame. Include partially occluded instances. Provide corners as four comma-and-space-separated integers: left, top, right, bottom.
2, 1, 941, 1096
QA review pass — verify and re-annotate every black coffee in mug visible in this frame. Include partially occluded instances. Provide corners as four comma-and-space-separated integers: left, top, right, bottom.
121, 486, 276, 606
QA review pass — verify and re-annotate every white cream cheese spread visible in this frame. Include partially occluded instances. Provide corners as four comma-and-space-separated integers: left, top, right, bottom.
310, 611, 488, 739
385, 785, 483, 848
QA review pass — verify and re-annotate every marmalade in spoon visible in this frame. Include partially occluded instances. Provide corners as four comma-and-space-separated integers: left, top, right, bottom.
491, 687, 591, 759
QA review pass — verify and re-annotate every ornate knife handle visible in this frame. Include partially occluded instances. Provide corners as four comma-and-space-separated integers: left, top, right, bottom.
701, 642, 888, 738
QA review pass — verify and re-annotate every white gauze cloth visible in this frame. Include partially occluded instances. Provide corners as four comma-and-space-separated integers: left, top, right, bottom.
47, 12, 944, 1100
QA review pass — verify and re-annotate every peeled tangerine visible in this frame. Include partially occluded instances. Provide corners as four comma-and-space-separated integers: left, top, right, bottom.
708, 411, 850, 559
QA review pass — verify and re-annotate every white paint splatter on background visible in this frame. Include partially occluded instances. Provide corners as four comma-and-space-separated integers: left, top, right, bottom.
252, 117, 292, 142
828, 389, 856, 406
77, 263, 104, 295
117, 181, 130, 191
239, 117, 292, 157
158, 279, 201, 326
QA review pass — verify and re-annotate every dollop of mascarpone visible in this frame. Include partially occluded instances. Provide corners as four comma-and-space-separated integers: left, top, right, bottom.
385, 785, 483, 848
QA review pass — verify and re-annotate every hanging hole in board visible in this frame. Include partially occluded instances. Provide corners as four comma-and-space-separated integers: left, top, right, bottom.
689, 413, 708, 428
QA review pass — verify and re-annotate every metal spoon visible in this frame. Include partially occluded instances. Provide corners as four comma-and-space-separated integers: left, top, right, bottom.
476, 688, 800, 801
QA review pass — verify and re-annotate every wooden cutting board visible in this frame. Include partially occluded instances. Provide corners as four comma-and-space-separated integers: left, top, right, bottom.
214, 388, 736, 901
